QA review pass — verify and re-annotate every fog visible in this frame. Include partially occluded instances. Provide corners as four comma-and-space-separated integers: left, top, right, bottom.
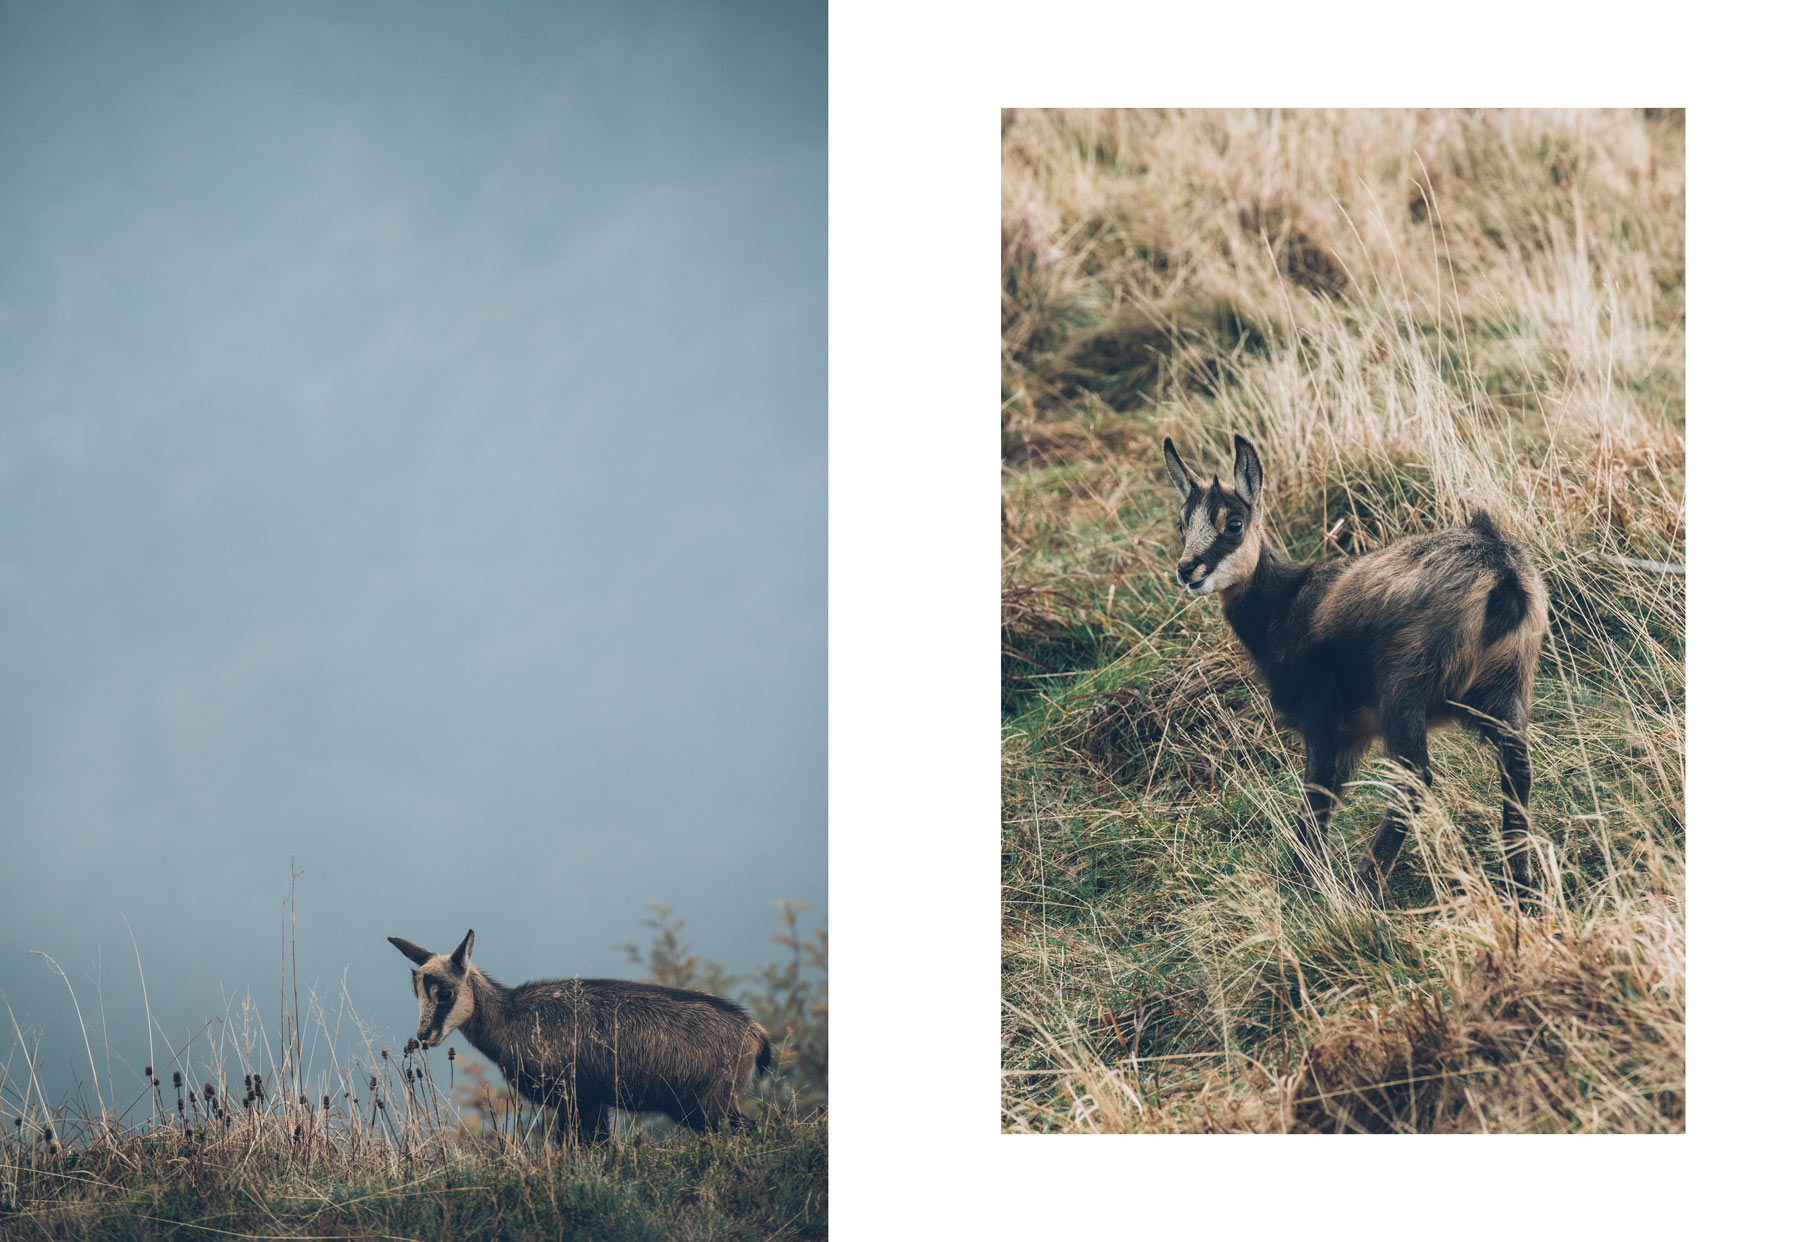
0, 0, 824, 1113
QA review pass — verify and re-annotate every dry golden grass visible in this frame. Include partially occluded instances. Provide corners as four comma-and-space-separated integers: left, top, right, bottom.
1001, 108, 1683, 1134
1, 903, 827, 1235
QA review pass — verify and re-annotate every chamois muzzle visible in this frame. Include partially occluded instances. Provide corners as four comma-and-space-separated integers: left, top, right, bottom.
1176, 556, 1217, 594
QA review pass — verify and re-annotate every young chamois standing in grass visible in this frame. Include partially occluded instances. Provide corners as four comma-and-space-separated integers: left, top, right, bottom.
388, 930, 771, 1142
1161, 434, 1549, 899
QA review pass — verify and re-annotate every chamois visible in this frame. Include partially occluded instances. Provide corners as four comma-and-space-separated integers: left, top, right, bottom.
1161, 434, 1549, 899
388, 930, 771, 1142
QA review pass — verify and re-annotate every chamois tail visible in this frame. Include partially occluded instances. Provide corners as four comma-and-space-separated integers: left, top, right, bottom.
1469, 510, 1535, 646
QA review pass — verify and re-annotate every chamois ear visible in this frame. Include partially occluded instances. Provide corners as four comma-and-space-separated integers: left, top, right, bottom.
449, 929, 475, 972
388, 937, 433, 967
1163, 438, 1201, 503
1232, 435, 1263, 508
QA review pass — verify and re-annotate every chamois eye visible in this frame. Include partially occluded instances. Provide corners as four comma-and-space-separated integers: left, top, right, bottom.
1226, 517, 1243, 533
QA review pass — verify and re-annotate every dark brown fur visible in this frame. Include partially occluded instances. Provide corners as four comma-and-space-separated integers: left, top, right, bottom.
388, 930, 772, 1142
1162, 434, 1549, 898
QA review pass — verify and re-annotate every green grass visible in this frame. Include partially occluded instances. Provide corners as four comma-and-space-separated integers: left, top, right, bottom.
1, 1114, 825, 1240
1001, 108, 1684, 1134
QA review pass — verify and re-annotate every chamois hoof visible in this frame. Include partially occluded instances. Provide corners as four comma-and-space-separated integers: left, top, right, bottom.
1498, 872, 1542, 915
1280, 858, 1330, 897
1348, 857, 1388, 906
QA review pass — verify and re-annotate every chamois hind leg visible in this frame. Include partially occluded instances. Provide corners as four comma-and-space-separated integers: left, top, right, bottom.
672, 1091, 732, 1134
1353, 706, 1432, 897
680, 1066, 757, 1133
1470, 696, 1534, 904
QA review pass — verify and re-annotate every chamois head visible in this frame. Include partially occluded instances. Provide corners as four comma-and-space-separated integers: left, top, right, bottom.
388, 929, 477, 1048
1163, 434, 1265, 597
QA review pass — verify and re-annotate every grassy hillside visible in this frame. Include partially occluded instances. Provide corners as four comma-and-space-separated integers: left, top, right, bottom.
1, 1113, 824, 1240
1001, 109, 1684, 1133
2, 903, 826, 1236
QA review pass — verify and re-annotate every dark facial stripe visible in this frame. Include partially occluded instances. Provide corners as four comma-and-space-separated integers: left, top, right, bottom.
1188, 486, 1248, 527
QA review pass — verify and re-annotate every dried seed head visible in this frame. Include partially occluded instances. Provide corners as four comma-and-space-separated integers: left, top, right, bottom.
203, 1083, 216, 1099
244, 1075, 252, 1091
172, 1071, 183, 1089
381, 1049, 390, 1060
447, 1047, 456, 1061
144, 1066, 153, 1077
151, 1076, 160, 1087
404, 1038, 419, 1054
369, 1075, 378, 1091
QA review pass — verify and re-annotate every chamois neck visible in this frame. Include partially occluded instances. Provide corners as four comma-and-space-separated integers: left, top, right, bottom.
1220, 534, 1298, 603
454, 968, 510, 1060
1220, 539, 1308, 662
1257, 535, 1294, 568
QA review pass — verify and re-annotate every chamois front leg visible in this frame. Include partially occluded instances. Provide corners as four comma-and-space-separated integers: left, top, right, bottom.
1354, 710, 1432, 899
1288, 728, 1348, 890
577, 1095, 610, 1144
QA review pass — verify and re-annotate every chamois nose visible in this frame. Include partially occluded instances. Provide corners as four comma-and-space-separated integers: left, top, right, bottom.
1176, 555, 1201, 582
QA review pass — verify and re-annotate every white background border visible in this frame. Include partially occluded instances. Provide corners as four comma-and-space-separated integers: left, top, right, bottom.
829, 2, 1790, 1234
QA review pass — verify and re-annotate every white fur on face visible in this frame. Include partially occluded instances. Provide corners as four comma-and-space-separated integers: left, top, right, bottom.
1197, 534, 1258, 595
1180, 520, 1221, 593
1177, 491, 1258, 596
413, 956, 474, 1047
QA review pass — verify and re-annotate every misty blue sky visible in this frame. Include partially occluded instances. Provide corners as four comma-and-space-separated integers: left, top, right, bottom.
0, 0, 824, 1110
